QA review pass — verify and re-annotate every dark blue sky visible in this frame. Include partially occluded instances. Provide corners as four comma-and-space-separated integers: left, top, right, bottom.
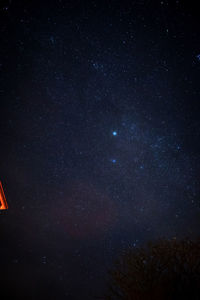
1, 1, 200, 299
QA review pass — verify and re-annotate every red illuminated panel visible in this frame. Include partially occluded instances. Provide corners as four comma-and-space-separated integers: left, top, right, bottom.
0, 181, 8, 210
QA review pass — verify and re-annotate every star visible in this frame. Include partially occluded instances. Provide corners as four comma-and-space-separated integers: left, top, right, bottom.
196, 54, 200, 61
112, 131, 117, 136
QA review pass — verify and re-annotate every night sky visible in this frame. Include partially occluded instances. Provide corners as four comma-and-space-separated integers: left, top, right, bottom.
1, 0, 200, 299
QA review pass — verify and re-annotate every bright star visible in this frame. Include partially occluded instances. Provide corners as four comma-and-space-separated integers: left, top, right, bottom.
196, 54, 200, 61
112, 131, 117, 136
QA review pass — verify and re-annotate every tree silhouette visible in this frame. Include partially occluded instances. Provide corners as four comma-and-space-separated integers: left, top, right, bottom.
105, 238, 200, 300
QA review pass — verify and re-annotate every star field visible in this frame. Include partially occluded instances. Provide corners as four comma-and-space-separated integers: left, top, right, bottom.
1, 1, 200, 299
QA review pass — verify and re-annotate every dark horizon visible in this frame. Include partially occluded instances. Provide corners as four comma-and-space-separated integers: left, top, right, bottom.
1, 1, 200, 299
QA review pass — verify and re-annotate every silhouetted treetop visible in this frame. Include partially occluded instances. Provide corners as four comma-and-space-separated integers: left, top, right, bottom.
105, 238, 200, 300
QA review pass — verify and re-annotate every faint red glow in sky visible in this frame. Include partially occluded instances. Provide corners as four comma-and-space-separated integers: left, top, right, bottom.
51, 181, 118, 239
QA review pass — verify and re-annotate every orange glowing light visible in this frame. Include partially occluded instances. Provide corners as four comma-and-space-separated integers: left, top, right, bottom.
0, 181, 8, 210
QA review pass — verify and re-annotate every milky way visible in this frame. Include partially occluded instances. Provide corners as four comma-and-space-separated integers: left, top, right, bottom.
1, 1, 200, 299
